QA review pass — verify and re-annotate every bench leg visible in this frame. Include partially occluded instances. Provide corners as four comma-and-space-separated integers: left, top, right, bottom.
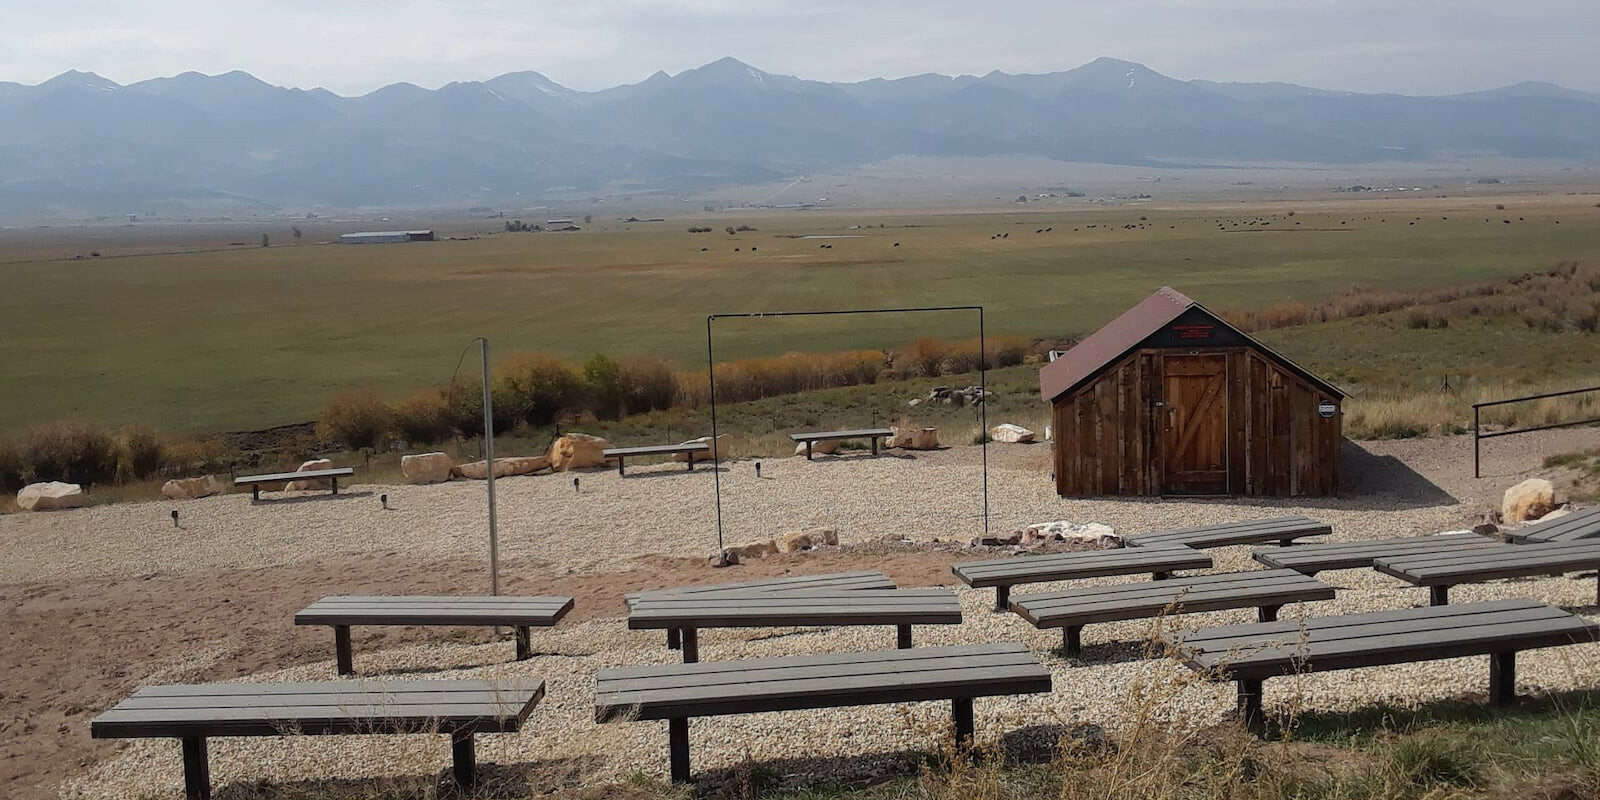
686, 456, 694, 471
1152, 571, 1170, 581
897, 624, 913, 649
251, 484, 260, 502
667, 628, 681, 650
1258, 605, 1281, 623
669, 718, 691, 784
617, 457, 626, 476
181, 735, 210, 800
1490, 651, 1517, 707
1430, 585, 1451, 606
1278, 538, 1293, 547
331, 477, 339, 496
681, 628, 699, 664
806, 441, 814, 460
1063, 626, 1083, 657
995, 585, 1010, 611
515, 626, 531, 661
1237, 678, 1265, 733
451, 730, 476, 789
334, 625, 353, 675
951, 697, 974, 749
871, 437, 880, 456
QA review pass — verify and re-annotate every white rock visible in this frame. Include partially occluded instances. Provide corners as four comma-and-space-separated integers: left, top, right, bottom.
17, 481, 87, 511
160, 475, 222, 500
1502, 478, 1556, 524
548, 433, 612, 471
990, 423, 1036, 444
795, 439, 841, 456
283, 459, 334, 491
672, 435, 729, 463
452, 456, 550, 480
401, 452, 453, 484
1022, 520, 1120, 547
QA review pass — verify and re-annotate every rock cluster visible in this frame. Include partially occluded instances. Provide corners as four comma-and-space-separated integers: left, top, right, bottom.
910, 386, 992, 407
720, 528, 840, 561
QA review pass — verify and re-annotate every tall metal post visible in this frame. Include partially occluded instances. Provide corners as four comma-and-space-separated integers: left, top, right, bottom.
707, 316, 724, 552
979, 307, 988, 535
480, 338, 500, 597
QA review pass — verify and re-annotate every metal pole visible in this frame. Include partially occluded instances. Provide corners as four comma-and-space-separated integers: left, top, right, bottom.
480, 338, 499, 597
1473, 404, 1480, 479
708, 316, 724, 552
979, 307, 988, 536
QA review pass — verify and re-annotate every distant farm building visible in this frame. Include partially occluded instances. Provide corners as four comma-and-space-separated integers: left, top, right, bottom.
339, 230, 435, 244
1040, 287, 1344, 497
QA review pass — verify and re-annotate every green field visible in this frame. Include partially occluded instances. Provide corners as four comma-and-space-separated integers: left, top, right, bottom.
4, 194, 1599, 433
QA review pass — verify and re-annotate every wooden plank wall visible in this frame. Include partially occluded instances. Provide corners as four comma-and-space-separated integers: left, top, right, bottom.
1053, 348, 1340, 497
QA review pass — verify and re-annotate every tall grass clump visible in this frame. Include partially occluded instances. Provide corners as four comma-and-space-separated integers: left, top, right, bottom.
115, 423, 165, 482
316, 389, 395, 452
0, 436, 23, 492
617, 355, 677, 414
392, 390, 453, 445
15, 420, 119, 486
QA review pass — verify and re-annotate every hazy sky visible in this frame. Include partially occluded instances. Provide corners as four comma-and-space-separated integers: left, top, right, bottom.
5, 0, 1597, 95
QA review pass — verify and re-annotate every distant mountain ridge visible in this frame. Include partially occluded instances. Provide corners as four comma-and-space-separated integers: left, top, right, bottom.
2, 56, 1598, 213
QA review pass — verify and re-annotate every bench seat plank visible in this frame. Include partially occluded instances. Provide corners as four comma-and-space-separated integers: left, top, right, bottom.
627, 570, 895, 603
1374, 540, 1600, 604
954, 545, 1212, 609
1253, 534, 1500, 574
1014, 569, 1334, 627
629, 589, 962, 628
788, 428, 895, 442
295, 595, 574, 626
1127, 515, 1330, 549
596, 642, 1050, 721
92, 679, 543, 799
1168, 599, 1596, 730
1510, 506, 1600, 544
233, 467, 354, 484
604, 443, 710, 457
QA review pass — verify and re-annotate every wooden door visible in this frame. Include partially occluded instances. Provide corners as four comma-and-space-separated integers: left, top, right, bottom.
1161, 354, 1229, 494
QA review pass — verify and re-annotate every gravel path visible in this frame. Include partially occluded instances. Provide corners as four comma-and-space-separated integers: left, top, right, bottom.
14, 428, 1600, 798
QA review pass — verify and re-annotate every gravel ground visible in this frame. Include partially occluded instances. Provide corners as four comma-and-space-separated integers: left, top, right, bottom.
19, 427, 1600, 798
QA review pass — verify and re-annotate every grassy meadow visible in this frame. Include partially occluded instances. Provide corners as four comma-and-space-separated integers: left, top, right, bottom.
2, 193, 1599, 434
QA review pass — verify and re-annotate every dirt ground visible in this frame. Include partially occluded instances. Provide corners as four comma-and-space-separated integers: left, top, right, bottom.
5, 429, 1599, 800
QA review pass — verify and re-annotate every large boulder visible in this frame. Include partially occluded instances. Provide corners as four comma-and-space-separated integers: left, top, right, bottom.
794, 439, 841, 457
18, 481, 87, 511
283, 459, 334, 491
727, 539, 778, 560
990, 423, 1036, 444
160, 475, 222, 500
452, 456, 551, 480
402, 452, 454, 484
548, 433, 612, 471
1503, 478, 1556, 524
673, 435, 729, 463
907, 428, 940, 450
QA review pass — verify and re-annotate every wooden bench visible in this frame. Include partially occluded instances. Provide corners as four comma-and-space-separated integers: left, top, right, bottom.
628, 570, 897, 650
1509, 505, 1600, 544
603, 442, 710, 475
1374, 540, 1600, 606
1011, 569, 1336, 656
1167, 599, 1598, 729
234, 467, 355, 501
294, 595, 574, 675
90, 678, 545, 800
954, 545, 1213, 610
594, 642, 1051, 783
629, 588, 961, 662
789, 427, 895, 459
1252, 533, 1499, 575
1126, 515, 1331, 549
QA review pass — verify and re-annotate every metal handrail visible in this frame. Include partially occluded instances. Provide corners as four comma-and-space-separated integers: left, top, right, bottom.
1473, 385, 1600, 477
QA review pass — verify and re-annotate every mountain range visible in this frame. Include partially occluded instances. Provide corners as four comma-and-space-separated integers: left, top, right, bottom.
3, 57, 1598, 214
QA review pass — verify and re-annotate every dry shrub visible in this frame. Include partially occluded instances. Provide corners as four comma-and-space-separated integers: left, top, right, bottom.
709, 350, 886, 403
908, 337, 950, 377
316, 389, 394, 451
160, 435, 234, 477
617, 355, 677, 414
116, 423, 164, 481
15, 420, 118, 485
495, 352, 585, 427
0, 436, 23, 492
392, 390, 452, 445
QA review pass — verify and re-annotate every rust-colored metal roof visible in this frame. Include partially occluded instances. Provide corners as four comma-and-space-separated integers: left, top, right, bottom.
1038, 286, 1344, 401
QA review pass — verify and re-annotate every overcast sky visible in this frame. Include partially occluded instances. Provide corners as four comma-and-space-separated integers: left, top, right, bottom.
5, 0, 1597, 95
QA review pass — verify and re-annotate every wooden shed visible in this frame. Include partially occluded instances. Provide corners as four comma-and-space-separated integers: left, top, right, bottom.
1040, 287, 1344, 497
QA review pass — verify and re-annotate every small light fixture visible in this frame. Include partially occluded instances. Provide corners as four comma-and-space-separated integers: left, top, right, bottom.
170, 509, 179, 528
380, 493, 388, 510
573, 476, 580, 493
755, 461, 762, 479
